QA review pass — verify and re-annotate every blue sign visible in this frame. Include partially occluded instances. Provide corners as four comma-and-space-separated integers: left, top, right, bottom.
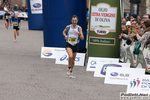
110, 72, 118, 76
33, 3, 41, 8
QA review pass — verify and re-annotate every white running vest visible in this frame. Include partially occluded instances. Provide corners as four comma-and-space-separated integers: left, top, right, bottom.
66, 25, 80, 45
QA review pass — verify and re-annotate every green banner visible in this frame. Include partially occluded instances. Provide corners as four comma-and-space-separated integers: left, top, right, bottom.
87, 0, 122, 58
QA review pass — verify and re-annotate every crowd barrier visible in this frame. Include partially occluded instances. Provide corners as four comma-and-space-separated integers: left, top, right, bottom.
120, 40, 150, 73
0, 10, 28, 18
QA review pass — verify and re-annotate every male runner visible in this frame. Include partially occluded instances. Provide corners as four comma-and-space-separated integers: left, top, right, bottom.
63, 15, 84, 78
3, 10, 11, 30
8, 9, 13, 28
12, 14, 21, 42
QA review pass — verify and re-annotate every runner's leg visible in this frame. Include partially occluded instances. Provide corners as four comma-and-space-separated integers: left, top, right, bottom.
7, 21, 9, 29
10, 20, 12, 28
14, 29, 17, 40
17, 30, 19, 36
66, 48, 73, 69
5, 20, 7, 27
71, 52, 77, 72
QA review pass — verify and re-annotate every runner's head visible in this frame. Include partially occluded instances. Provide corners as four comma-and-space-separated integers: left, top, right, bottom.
15, 14, 18, 19
71, 15, 78, 26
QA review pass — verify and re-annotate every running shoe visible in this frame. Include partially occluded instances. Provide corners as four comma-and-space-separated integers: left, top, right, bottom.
14, 40, 17, 42
67, 68, 71, 76
69, 72, 75, 78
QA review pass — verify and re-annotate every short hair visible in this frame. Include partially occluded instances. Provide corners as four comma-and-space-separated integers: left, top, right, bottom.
136, 21, 141, 25
131, 19, 136, 22
71, 15, 78, 20
144, 20, 150, 28
125, 18, 129, 21
148, 14, 150, 19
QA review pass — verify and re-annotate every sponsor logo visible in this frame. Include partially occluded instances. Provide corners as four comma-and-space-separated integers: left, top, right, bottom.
60, 55, 67, 61
110, 72, 129, 80
110, 72, 118, 76
60, 55, 80, 62
90, 60, 96, 68
100, 64, 122, 75
130, 78, 140, 88
33, 3, 41, 8
94, 25, 110, 35
91, 60, 96, 65
120, 73, 129, 77
145, 51, 150, 70
42, 49, 52, 57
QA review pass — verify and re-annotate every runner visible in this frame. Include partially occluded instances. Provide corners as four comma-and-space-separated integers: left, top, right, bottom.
8, 9, 13, 28
12, 14, 21, 42
3, 10, 11, 30
63, 15, 84, 78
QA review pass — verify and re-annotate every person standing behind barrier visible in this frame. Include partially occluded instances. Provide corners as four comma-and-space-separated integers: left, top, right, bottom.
63, 15, 84, 78
12, 14, 21, 42
132, 20, 150, 43
3, 10, 10, 30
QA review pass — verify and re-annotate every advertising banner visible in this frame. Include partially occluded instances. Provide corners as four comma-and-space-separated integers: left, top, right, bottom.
87, 0, 122, 58
0, 11, 5, 16
94, 62, 130, 77
41, 47, 65, 59
104, 67, 145, 85
86, 57, 119, 71
120, 40, 150, 73
14, 11, 28, 18
55, 52, 85, 66
127, 75, 150, 94
30, 0, 42, 14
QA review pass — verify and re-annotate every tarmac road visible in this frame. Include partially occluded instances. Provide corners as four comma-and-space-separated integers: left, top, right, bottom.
0, 20, 130, 100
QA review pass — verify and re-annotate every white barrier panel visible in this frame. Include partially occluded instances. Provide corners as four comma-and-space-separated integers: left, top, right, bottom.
86, 57, 119, 71
14, 11, 28, 18
55, 51, 85, 66
41, 47, 65, 59
127, 75, 150, 94
0, 11, 6, 16
104, 67, 145, 85
94, 63, 130, 77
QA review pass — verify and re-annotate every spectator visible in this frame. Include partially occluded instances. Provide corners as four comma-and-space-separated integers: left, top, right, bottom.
137, 16, 141, 22
143, 14, 149, 20
4, 5, 8, 11
0, 4, 3, 10
13, 6, 17, 11
21, 6, 26, 12
134, 20, 150, 42
122, 18, 126, 22
25, 6, 28, 12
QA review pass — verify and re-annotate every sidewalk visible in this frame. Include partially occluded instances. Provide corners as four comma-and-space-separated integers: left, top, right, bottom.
0, 20, 127, 100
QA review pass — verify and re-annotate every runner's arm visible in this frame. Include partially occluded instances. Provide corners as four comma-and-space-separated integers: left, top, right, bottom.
18, 20, 21, 28
78, 27, 84, 40
63, 25, 69, 40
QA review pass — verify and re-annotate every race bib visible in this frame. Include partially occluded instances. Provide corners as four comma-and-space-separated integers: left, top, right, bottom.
6, 16, 8, 19
13, 22, 18, 26
69, 37, 77, 43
